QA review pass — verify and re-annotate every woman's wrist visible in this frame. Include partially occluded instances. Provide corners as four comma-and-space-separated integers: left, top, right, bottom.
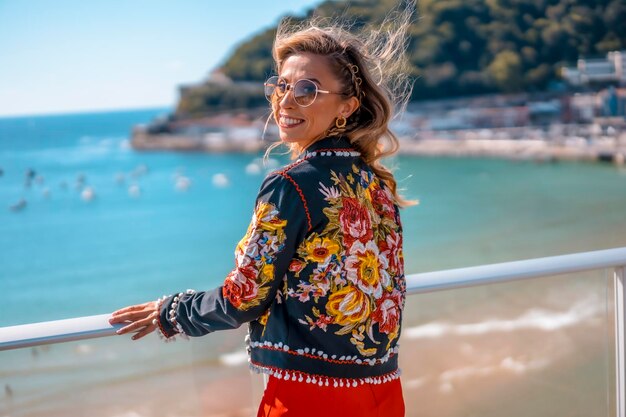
154, 289, 197, 342
154, 294, 178, 341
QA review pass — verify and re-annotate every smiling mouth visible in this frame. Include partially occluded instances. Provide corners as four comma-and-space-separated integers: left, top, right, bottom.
278, 115, 304, 128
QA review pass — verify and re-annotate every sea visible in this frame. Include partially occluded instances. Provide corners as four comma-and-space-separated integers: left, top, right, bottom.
1, 108, 625, 417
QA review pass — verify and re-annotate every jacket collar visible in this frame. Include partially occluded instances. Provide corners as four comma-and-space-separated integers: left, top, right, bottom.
297, 136, 355, 159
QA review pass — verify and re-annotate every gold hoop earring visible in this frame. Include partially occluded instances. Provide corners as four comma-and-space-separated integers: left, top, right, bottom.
335, 116, 347, 129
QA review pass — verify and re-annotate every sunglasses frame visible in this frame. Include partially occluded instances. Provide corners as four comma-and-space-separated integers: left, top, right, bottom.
264, 76, 346, 107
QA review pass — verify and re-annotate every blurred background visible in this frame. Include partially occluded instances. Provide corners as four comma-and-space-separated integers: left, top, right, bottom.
1, 0, 625, 416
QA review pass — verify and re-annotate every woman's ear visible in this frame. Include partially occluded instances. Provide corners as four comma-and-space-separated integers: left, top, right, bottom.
340, 96, 361, 118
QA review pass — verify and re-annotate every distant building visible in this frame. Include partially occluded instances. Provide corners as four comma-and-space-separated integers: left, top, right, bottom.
599, 87, 626, 117
567, 88, 626, 123
469, 106, 530, 128
528, 100, 561, 125
569, 93, 598, 122
561, 50, 626, 86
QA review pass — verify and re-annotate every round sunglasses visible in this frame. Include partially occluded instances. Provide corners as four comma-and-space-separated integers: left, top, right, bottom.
264, 76, 346, 107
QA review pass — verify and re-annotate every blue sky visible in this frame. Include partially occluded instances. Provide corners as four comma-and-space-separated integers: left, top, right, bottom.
0, 0, 322, 117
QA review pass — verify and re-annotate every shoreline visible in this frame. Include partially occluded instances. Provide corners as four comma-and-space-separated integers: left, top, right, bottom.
130, 126, 626, 165
398, 137, 626, 164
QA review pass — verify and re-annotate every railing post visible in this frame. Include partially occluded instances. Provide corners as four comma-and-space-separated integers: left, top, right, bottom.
615, 266, 625, 417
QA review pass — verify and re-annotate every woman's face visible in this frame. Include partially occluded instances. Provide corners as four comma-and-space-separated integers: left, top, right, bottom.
273, 52, 359, 151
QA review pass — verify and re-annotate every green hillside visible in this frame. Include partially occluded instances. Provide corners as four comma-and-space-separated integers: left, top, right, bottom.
177, 0, 625, 116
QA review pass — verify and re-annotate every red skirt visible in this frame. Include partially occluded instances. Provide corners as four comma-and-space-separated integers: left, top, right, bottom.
257, 375, 405, 417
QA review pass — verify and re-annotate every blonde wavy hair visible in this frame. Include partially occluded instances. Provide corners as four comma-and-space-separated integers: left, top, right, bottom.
264, 4, 417, 208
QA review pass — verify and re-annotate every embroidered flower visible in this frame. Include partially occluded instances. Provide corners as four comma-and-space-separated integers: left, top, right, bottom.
261, 263, 275, 279
237, 203, 273, 250
288, 259, 306, 275
302, 236, 340, 264
299, 307, 335, 331
256, 202, 287, 232
222, 265, 259, 309
371, 288, 402, 335
368, 182, 395, 216
290, 263, 333, 302
325, 285, 371, 327
258, 309, 270, 326
345, 241, 390, 298
290, 283, 312, 302
339, 197, 373, 249
313, 314, 334, 331
379, 229, 403, 276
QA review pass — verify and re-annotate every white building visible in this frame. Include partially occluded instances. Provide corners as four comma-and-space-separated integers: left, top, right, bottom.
561, 50, 626, 86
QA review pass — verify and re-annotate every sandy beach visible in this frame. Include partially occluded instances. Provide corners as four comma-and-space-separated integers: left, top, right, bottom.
398, 136, 626, 164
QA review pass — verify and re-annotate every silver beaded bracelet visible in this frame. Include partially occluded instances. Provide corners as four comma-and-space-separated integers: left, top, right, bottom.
153, 294, 177, 342
155, 289, 197, 342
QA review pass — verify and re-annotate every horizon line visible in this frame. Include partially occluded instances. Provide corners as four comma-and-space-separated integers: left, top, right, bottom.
0, 104, 174, 120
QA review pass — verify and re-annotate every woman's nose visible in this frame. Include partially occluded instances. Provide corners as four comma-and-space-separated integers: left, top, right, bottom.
279, 86, 296, 108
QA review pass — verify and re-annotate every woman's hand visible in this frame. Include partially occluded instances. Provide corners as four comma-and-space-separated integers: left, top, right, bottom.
109, 301, 160, 340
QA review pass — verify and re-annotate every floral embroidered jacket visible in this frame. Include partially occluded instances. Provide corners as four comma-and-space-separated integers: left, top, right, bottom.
158, 135, 406, 386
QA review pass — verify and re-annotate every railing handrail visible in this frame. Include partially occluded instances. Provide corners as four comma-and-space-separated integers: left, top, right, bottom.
0, 314, 117, 351
1, 246, 625, 351
405, 246, 626, 294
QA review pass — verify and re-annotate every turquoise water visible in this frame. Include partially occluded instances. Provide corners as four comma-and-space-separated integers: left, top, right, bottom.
1, 109, 626, 327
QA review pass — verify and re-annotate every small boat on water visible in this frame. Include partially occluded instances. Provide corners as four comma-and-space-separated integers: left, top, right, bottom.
212, 173, 229, 188
175, 176, 191, 191
81, 187, 96, 201
25, 168, 36, 179
9, 198, 27, 212
245, 161, 262, 175
75, 173, 86, 190
131, 164, 149, 178
128, 184, 141, 197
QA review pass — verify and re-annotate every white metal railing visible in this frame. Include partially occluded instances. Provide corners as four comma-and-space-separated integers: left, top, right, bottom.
616, 264, 625, 417
1, 246, 625, 416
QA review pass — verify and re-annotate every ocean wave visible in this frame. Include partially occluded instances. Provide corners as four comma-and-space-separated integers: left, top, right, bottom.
219, 349, 248, 367
404, 295, 604, 339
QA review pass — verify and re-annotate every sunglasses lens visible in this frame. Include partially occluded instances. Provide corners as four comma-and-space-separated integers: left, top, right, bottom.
294, 80, 317, 106
264, 76, 283, 101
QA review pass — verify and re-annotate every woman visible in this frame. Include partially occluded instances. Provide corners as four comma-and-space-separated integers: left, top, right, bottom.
110, 10, 415, 417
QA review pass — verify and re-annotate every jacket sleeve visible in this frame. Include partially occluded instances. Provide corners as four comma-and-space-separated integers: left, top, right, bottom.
158, 172, 308, 337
